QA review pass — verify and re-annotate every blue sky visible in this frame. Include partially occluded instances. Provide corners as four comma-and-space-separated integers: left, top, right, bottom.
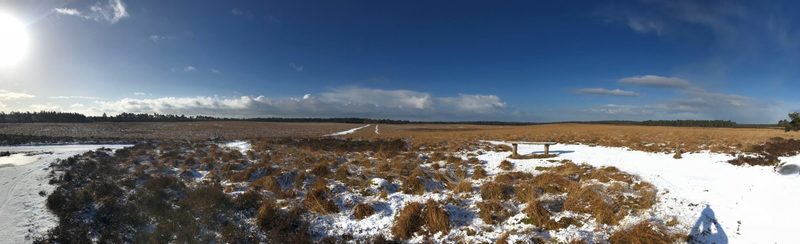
0, 0, 799, 123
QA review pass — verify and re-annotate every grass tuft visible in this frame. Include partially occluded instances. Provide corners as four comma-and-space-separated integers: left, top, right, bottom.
423, 199, 450, 235
499, 160, 514, 170
608, 221, 674, 244
392, 202, 424, 240
353, 202, 375, 220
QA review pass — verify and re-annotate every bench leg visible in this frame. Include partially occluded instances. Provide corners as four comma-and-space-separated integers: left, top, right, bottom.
512, 143, 518, 157
544, 144, 550, 156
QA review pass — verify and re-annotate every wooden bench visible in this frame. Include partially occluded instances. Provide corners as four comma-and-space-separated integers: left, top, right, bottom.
507, 141, 558, 157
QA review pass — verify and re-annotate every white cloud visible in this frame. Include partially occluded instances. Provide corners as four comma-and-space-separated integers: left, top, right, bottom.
618, 75, 691, 89
231, 8, 254, 18
576, 88, 640, 97
52, 0, 129, 24
211, 69, 222, 74
133, 92, 147, 96
28, 103, 61, 111
0, 90, 35, 100
184, 66, 197, 72
49, 96, 103, 100
149, 34, 175, 42
290, 63, 304, 72
62, 87, 511, 121
627, 17, 663, 35
53, 8, 83, 17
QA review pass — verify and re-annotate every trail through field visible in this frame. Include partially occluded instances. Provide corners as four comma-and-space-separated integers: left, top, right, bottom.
488, 141, 800, 243
374, 124, 380, 135
0, 144, 130, 243
326, 124, 371, 136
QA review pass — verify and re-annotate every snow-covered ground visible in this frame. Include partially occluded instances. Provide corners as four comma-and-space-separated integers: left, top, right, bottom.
0, 144, 130, 243
326, 124, 371, 136
490, 142, 800, 243
309, 141, 800, 243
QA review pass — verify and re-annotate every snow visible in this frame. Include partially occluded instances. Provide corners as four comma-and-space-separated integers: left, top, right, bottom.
308, 141, 800, 243
374, 125, 381, 135
486, 141, 800, 243
326, 124, 371, 136
0, 144, 131, 243
220, 140, 251, 153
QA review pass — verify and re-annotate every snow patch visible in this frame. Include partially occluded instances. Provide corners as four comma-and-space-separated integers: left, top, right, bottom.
0, 144, 131, 243
326, 124, 371, 136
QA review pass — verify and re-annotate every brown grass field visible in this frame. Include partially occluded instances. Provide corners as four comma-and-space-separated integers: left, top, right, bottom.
2, 122, 799, 153
0, 122, 356, 140
348, 123, 800, 153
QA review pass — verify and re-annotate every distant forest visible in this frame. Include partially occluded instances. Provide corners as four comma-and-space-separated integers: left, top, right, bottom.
0, 111, 775, 128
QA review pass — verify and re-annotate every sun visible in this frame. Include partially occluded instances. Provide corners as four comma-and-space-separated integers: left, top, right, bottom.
0, 12, 29, 67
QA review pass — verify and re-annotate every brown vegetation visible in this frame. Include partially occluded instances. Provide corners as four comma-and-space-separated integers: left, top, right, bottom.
303, 182, 339, 214
499, 160, 514, 170
480, 181, 513, 201
608, 221, 675, 244
346, 123, 799, 154
392, 202, 424, 240
423, 199, 450, 235
477, 200, 511, 225
353, 203, 375, 220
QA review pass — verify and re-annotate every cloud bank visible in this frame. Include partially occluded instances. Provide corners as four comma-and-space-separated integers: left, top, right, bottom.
575, 88, 639, 97
53, 87, 512, 121
618, 75, 691, 89
0, 90, 35, 100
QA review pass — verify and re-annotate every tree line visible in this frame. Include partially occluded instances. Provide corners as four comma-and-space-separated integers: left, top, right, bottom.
0, 111, 784, 129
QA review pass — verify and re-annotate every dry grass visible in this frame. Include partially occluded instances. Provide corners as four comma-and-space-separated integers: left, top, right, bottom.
423, 199, 450, 235
251, 176, 282, 196
452, 180, 473, 194
346, 123, 800, 154
524, 200, 559, 230
402, 174, 426, 195
480, 181, 512, 201
392, 202, 424, 240
499, 160, 514, 170
496, 232, 510, 244
587, 166, 633, 184
477, 200, 510, 225
563, 184, 622, 225
353, 203, 375, 220
531, 172, 576, 194
608, 221, 675, 244
0, 121, 360, 140
303, 182, 339, 215
514, 182, 539, 203
472, 166, 487, 179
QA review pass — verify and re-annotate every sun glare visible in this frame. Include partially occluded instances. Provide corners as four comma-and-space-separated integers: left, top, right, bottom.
0, 12, 29, 67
